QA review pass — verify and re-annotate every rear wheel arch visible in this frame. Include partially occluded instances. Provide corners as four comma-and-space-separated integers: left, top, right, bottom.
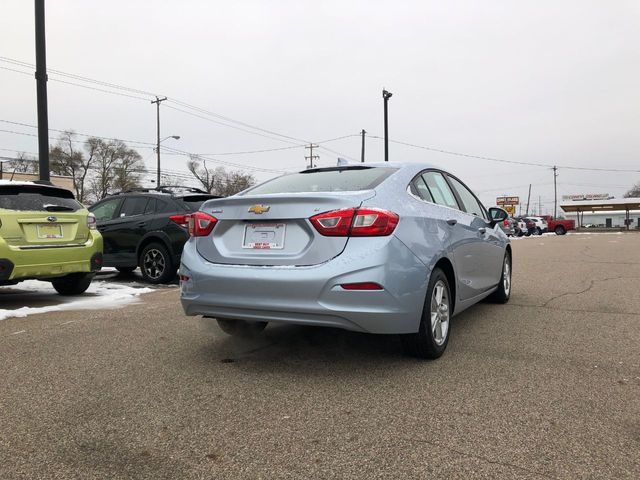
136, 233, 175, 261
432, 257, 456, 315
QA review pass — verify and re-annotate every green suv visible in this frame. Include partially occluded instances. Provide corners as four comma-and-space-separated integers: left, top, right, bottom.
0, 181, 103, 295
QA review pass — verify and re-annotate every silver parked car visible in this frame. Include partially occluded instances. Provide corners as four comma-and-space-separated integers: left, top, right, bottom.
180, 163, 512, 359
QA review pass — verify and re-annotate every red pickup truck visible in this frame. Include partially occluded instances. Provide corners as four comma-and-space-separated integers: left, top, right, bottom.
539, 215, 575, 235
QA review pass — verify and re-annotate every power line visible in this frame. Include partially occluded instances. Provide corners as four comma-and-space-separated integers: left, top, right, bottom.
367, 135, 640, 173
0, 119, 156, 147
1, 56, 357, 160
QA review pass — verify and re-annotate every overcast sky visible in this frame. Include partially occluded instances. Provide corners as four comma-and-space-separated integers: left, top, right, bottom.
2, 0, 639, 211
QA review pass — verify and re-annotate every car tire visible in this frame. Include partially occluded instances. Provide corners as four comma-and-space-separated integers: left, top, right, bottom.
216, 319, 268, 337
139, 243, 176, 284
488, 251, 512, 304
554, 225, 566, 235
51, 273, 94, 296
534, 227, 542, 235
116, 266, 136, 274
401, 268, 451, 359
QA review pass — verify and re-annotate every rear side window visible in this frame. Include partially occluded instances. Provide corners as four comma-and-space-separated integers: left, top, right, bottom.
0, 185, 82, 212
244, 167, 397, 195
90, 198, 121, 221
410, 177, 434, 202
144, 198, 157, 214
447, 176, 487, 219
422, 172, 459, 209
119, 197, 148, 217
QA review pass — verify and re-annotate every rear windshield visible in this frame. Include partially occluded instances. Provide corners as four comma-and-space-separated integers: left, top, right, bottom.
0, 185, 82, 212
244, 167, 397, 195
176, 195, 220, 211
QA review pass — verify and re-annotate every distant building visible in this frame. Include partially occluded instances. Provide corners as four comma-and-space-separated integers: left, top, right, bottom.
560, 197, 640, 229
0, 172, 74, 192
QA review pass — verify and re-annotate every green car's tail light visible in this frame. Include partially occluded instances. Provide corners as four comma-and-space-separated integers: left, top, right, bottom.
87, 213, 97, 230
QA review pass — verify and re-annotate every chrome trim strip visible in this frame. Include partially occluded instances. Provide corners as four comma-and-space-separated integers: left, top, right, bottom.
18, 243, 86, 250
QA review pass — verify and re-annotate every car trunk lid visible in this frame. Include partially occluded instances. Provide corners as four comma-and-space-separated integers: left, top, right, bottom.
195, 191, 375, 266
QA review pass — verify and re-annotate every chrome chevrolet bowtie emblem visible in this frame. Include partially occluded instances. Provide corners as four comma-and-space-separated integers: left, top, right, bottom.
248, 205, 270, 214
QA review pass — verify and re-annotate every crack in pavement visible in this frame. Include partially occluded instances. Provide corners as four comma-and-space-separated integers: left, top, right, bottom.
399, 436, 558, 479
541, 274, 633, 308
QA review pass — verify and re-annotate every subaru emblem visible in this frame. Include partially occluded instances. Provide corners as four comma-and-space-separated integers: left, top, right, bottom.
47, 216, 57, 222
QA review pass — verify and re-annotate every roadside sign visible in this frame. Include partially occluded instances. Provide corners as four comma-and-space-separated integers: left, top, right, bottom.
496, 196, 520, 205
561, 193, 610, 201
503, 205, 516, 215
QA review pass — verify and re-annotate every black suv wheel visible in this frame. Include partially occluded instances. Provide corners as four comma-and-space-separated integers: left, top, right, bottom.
139, 243, 176, 284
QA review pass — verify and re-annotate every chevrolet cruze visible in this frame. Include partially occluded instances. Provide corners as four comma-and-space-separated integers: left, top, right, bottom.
179, 163, 511, 358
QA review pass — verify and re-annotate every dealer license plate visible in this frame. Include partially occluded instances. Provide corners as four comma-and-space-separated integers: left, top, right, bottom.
37, 224, 63, 239
242, 223, 286, 249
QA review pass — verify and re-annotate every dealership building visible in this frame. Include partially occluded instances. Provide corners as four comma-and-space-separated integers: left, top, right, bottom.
560, 196, 640, 229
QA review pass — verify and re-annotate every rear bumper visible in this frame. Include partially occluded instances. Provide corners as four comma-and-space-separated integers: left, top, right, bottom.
0, 232, 103, 282
180, 236, 429, 334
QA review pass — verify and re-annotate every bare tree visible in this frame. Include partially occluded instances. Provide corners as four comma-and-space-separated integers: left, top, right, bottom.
187, 156, 255, 196
112, 147, 144, 193
5, 152, 38, 174
50, 131, 95, 203
213, 167, 256, 196
187, 156, 216, 193
88, 139, 136, 200
624, 181, 640, 198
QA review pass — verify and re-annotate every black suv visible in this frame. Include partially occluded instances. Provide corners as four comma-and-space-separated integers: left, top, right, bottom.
89, 187, 219, 283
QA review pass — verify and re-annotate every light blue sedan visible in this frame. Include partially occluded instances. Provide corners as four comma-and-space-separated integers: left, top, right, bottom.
179, 163, 511, 358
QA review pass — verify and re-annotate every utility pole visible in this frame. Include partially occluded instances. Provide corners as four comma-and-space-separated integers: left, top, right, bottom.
382, 89, 392, 162
360, 129, 366, 163
151, 96, 167, 186
553, 165, 558, 218
539, 195, 542, 216
305, 143, 319, 169
525, 184, 531, 216
34, 0, 50, 182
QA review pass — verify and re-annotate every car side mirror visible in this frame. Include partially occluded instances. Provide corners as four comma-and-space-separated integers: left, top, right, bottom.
488, 207, 508, 227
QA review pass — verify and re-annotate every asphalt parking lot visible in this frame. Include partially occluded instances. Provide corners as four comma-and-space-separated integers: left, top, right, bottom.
1, 233, 639, 479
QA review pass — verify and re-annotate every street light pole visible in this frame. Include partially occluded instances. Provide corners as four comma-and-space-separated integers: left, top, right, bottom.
34, 0, 50, 181
382, 89, 392, 162
151, 96, 167, 186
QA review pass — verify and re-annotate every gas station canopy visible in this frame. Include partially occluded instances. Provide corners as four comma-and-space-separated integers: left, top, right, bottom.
560, 197, 640, 213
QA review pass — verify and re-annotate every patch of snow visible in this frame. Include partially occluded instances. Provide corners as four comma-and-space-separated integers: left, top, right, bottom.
0, 279, 153, 322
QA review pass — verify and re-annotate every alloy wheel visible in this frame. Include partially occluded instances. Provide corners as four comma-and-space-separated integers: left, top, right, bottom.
430, 280, 450, 346
143, 248, 166, 280
503, 256, 511, 296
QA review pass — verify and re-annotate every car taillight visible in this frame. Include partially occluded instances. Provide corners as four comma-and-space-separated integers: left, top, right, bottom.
503, 219, 509, 226
87, 213, 97, 230
309, 208, 356, 236
169, 214, 189, 228
309, 208, 399, 237
187, 211, 217, 237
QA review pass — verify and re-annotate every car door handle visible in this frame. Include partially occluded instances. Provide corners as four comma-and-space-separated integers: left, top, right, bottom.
478, 227, 486, 234
136, 222, 146, 227
446, 219, 457, 226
